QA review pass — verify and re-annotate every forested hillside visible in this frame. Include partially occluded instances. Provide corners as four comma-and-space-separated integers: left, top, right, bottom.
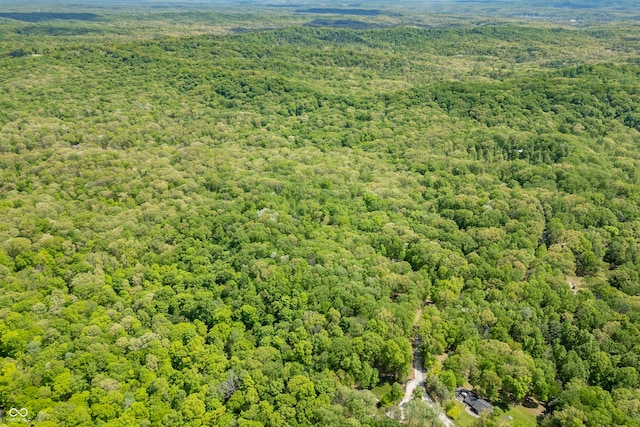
0, 17, 639, 427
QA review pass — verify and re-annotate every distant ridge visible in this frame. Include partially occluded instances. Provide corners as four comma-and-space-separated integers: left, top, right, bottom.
0, 12, 100, 22
296, 8, 382, 16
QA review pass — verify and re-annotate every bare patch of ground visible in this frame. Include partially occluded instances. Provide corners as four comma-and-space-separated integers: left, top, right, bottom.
565, 275, 583, 295
436, 353, 449, 363
414, 307, 423, 325
519, 398, 546, 417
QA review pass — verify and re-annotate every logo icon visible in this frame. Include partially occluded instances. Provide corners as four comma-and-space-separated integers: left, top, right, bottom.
8, 407, 29, 419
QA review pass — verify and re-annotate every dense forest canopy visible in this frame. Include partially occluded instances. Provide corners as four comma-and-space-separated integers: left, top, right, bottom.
0, 4, 639, 427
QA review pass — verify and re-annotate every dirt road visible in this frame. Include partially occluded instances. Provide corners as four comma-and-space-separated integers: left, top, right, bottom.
398, 307, 455, 427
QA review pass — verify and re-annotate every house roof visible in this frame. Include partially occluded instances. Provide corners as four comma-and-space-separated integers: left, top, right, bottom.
472, 399, 493, 412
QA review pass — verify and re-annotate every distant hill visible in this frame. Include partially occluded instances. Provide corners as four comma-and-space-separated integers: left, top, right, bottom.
0, 12, 100, 22
519, 0, 638, 9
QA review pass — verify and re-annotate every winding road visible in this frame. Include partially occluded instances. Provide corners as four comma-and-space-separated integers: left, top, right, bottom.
398, 308, 455, 427
399, 348, 426, 409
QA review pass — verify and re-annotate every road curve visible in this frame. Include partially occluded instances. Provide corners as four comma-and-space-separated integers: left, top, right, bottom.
398, 308, 455, 427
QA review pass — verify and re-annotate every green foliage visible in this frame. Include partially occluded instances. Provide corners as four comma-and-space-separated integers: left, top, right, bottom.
0, 8, 639, 427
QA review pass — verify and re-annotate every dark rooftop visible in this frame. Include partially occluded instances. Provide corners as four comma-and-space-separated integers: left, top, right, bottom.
472, 398, 494, 413
462, 393, 494, 414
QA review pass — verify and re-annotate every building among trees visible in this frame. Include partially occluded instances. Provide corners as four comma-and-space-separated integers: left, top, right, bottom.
463, 394, 494, 415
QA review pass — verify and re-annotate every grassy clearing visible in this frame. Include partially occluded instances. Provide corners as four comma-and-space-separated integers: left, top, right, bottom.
447, 400, 479, 427
448, 399, 541, 427
502, 404, 542, 427
372, 383, 392, 399
489, 403, 541, 427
